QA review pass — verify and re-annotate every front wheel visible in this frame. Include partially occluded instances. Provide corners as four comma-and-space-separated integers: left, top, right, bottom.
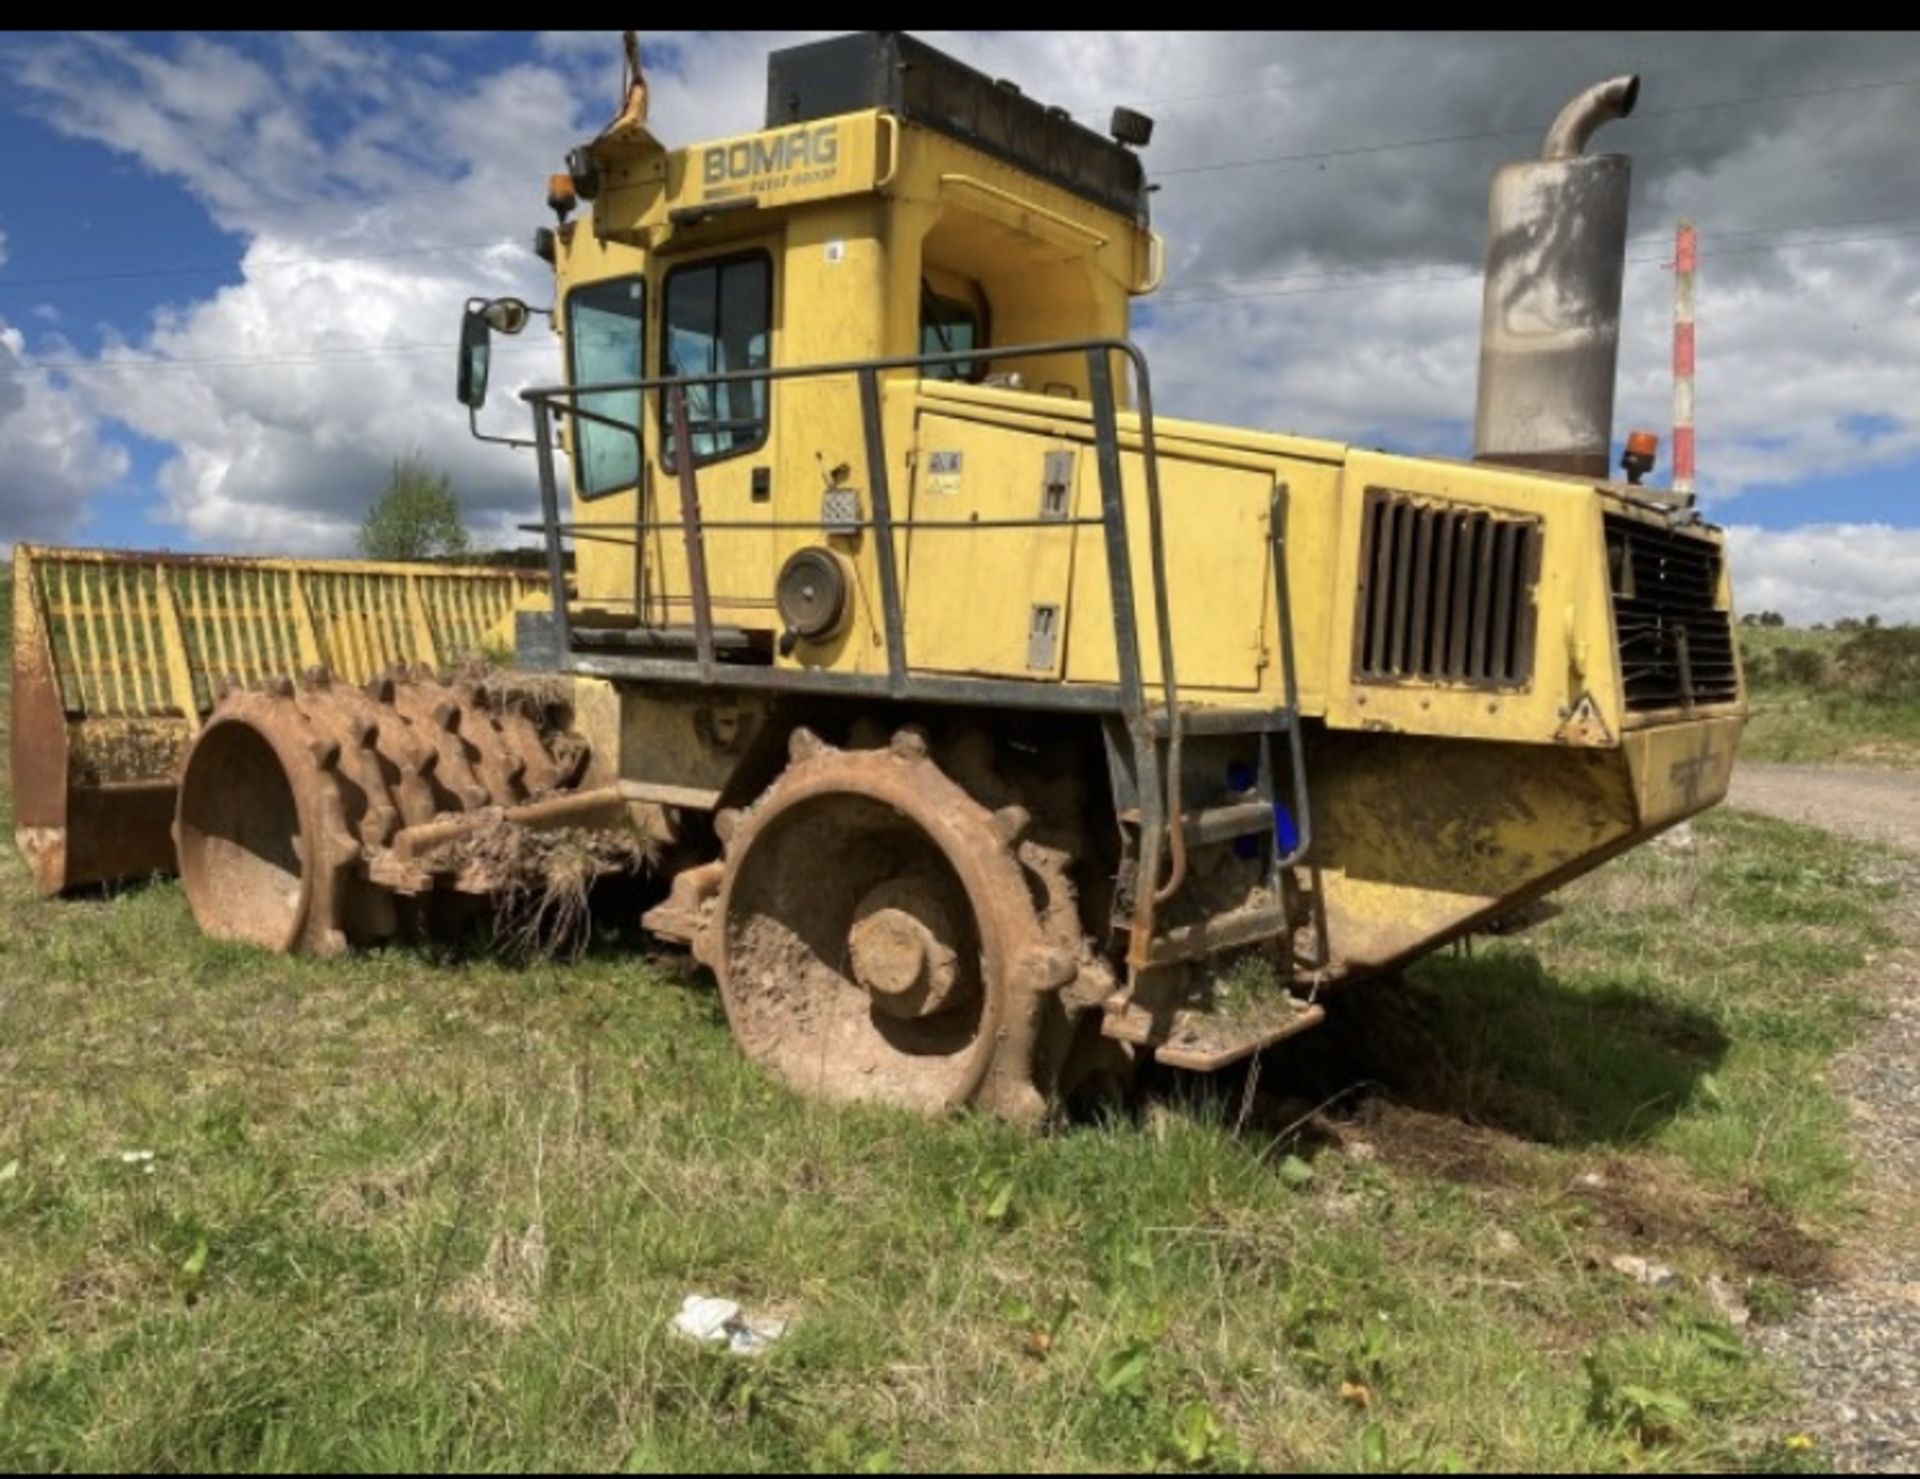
705, 727, 1078, 1121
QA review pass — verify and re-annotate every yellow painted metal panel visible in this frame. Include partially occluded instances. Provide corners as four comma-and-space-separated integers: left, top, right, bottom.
1626, 713, 1744, 824
152, 567, 199, 732
903, 413, 1079, 679
1323, 449, 1623, 746
1062, 448, 1273, 695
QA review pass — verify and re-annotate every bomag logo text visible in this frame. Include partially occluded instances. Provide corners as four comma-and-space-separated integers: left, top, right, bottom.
701, 124, 840, 198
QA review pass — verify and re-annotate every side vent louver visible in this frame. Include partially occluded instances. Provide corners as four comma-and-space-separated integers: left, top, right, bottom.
1604, 513, 1738, 712
1355, 488, 1542, 688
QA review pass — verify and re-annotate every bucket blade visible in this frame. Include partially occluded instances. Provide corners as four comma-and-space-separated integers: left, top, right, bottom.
10, 542, 545, 893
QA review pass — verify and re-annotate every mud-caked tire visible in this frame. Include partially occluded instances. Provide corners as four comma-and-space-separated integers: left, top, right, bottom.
173, 668, 586, 955
701, 726, 1083, 1122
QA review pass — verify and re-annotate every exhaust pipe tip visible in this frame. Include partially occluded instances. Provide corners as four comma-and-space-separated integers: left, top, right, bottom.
1542, 73, 1641, 160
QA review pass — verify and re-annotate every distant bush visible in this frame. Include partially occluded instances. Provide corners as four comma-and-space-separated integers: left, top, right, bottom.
1833, 626, 1920, 700
1765, 646, 1829, 689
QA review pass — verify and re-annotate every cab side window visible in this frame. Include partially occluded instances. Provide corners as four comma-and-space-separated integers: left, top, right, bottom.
661, 252, 772, 468
919, 281, 984, 382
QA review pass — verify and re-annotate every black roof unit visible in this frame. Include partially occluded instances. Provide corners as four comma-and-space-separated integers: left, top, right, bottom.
764, 31, 1150, 222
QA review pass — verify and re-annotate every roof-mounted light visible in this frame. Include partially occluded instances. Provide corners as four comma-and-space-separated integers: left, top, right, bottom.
1110, 106, 1154, 149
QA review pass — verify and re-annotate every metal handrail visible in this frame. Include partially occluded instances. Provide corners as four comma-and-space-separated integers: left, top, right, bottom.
516, 337, 1194, 937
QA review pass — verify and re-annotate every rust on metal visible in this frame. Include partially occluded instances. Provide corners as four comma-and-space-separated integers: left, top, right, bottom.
9, 541, 545, 894
175, 669, 599, 955
388, 784, 628, 861
702, 725, 1105, 1122
1603, 513, 1738, 713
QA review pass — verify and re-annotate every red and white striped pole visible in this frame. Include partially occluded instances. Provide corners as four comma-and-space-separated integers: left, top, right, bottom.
1673, 220, 1697, 497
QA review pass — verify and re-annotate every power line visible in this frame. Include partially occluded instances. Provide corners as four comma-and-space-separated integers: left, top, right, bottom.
15, 221, 1917, 373
1113, 31, 1656, 111
0, 238, 520, 292
1149, 225, 1920, 307
23, 337, 553, 375
7, 64, 1915, 294
1150, 72, 1920, 178
1156, 210, 1920, 299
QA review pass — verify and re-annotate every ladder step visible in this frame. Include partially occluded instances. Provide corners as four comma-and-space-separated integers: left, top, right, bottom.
1118, 802, 1276, 846
1101, 994, 1324, 1071
1145, 902, 1290, 966
1156, 1003, 1326, 1072
1184, 801, 1275, 846
1151, 706, 1295, 737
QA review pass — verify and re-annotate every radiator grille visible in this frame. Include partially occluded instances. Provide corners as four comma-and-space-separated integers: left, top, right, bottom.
1355, 489, 1542, 687
1605, 513, 1739, 712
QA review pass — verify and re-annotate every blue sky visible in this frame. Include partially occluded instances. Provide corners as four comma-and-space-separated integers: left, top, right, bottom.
1, 30, 1916, 618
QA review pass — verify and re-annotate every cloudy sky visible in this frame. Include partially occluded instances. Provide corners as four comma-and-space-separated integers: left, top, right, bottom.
1, 30, 1917, 621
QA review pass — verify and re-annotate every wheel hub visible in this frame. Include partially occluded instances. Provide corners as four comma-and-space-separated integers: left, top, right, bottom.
847, 877, 965, 1018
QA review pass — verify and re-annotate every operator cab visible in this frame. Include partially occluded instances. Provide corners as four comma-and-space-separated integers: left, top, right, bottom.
456, 30, 1161, 654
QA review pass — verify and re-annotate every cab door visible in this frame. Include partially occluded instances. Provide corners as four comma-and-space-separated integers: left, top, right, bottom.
646, 246, 778, 634
562, 269, 647, 620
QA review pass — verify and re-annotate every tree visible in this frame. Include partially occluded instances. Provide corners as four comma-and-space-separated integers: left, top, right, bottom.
357, 457, 470, 561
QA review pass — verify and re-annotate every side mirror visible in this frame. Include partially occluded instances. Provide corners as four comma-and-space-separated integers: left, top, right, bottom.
457, 305, 491, 410
483, 297, 531, 335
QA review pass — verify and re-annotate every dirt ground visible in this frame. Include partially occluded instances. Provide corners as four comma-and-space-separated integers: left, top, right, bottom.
1729, 763, 1920, 1473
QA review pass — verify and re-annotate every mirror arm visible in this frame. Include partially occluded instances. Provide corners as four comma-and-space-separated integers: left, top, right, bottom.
467, 403, 558, 452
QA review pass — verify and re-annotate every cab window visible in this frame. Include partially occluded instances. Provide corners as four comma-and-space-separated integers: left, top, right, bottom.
919, 283, 984, 382
661, 252, 772, 468
566, 275, 645, 498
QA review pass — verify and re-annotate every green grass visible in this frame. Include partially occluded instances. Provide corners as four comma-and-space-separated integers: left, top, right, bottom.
0, 569, 1896, 1470
1739, 625, 1920, 768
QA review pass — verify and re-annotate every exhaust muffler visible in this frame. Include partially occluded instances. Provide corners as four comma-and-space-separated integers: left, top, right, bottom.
1473, 74, 1641, 477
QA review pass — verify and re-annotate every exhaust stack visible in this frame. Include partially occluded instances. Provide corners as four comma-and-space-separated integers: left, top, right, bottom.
1473, 74, 1641, 478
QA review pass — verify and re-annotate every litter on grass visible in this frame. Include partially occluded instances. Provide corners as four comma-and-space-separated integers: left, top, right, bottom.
670, 1294, 788, 1357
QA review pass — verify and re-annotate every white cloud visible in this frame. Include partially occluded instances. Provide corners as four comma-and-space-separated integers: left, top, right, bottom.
1726, 524, 1920, 625
7, 35, 589, 551
0, 321, 131, 544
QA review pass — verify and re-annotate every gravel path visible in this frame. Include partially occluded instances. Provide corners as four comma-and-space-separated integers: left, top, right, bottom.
1728, 764, 1920, 855
1730, 762, 1920, 1473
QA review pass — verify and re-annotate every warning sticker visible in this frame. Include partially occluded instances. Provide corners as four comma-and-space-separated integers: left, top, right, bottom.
927, 450, 963, 497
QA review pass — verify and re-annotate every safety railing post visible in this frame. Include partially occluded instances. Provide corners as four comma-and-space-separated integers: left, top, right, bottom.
530, 397, 573, 658
667, 384, 717, 683
1085, 350, 1147, 715
1268, 483, 1312, 870
857, 367, 909, 697
1087, 348, 1163, 960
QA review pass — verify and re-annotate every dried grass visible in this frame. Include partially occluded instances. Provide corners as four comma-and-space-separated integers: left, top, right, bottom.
446, 1222, 549, 1332
447, 818, 652, 961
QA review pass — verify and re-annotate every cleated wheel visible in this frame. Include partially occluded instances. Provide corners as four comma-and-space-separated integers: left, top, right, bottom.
174, 667, 587, 956
708, 728, 1069, 1121
175, 696, 324, 953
